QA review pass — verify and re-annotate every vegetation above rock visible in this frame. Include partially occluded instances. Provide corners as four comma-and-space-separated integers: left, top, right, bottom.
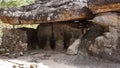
0, 0, 35, 8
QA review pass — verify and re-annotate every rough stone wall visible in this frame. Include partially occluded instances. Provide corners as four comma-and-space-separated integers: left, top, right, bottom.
1, 28, 28, 54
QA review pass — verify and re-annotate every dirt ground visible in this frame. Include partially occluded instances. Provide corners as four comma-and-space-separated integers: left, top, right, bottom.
0, 49, 120, 68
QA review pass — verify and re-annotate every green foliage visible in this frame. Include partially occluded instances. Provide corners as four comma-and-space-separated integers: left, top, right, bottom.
0, 0, 35, 8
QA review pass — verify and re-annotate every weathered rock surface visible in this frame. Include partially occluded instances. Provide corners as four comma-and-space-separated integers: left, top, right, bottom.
66, 38, 80, 55
1, 28, 28, 55
93, 12, 120, 28
79, 23, 104, 51
0, 0, 93, 25
83, 12, 120, 58
88, 0, 120, 14
89, 31, 118, 56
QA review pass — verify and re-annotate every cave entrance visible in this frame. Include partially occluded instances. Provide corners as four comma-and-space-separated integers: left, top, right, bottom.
0, 20, 93, 57
25, 21, 92, 51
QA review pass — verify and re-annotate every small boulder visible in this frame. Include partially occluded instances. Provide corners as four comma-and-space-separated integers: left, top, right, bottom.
66, 39, 80, 55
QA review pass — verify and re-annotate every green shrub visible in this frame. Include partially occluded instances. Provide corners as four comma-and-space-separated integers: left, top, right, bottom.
0, 0, 35, 8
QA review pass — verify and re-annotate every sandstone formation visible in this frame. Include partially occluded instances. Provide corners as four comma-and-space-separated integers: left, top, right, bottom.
0, 0, 120, 58
87, 0, 120, 14
88, 12, 120, 56
1, 28, 28, 57
66, 38, 80, 55
0, 0, 93, 24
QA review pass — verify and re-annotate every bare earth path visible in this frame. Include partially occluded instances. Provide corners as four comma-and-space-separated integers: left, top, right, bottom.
0, 50, 120, 68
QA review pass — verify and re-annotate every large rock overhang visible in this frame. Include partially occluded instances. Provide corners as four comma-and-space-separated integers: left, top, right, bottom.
0, 0, 120, 25
0, 0, 94, 25
0, 7, 93, 25
87, 0, 120, 14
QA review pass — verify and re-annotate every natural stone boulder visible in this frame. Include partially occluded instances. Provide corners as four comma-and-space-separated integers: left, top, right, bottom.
89, 31, 118, 56
79, 23, 105, 52
66, 38, 80, 55
1, 28, 28, 54
93, 12, 120, 28
79, 22, 120, 59
87, 12, 120, 58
